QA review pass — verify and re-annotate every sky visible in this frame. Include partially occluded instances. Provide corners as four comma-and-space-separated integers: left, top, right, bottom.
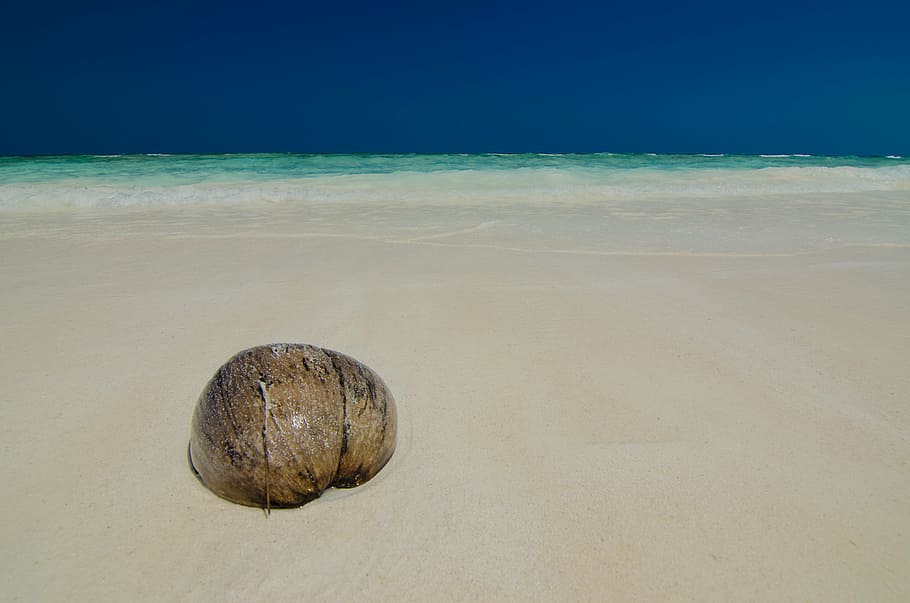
2, 0, 908, 155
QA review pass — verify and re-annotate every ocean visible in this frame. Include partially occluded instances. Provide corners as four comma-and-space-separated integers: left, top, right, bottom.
0, 153, 908, 210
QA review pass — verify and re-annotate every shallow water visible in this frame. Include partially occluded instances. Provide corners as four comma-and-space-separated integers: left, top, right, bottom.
1, 153, 908, 210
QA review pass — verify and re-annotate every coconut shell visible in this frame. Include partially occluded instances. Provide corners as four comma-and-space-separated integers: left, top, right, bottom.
189, 344, 397, 508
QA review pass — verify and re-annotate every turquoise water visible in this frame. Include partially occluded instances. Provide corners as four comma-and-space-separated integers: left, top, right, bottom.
1, 153, 908, 209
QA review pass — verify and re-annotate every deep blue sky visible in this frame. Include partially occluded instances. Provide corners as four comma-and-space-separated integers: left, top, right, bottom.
2, 0, 908, 155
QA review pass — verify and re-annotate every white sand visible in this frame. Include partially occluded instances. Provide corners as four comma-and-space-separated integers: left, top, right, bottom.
1, 194, 908, 601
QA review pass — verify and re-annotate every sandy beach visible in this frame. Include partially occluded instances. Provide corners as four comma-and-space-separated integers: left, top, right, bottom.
1, 191, 908, 601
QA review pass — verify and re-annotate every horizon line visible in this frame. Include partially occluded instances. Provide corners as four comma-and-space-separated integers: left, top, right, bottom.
1, 151, 905, 159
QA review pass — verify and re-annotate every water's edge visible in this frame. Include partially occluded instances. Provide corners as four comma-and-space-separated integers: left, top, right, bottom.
1, 153, 908, 210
